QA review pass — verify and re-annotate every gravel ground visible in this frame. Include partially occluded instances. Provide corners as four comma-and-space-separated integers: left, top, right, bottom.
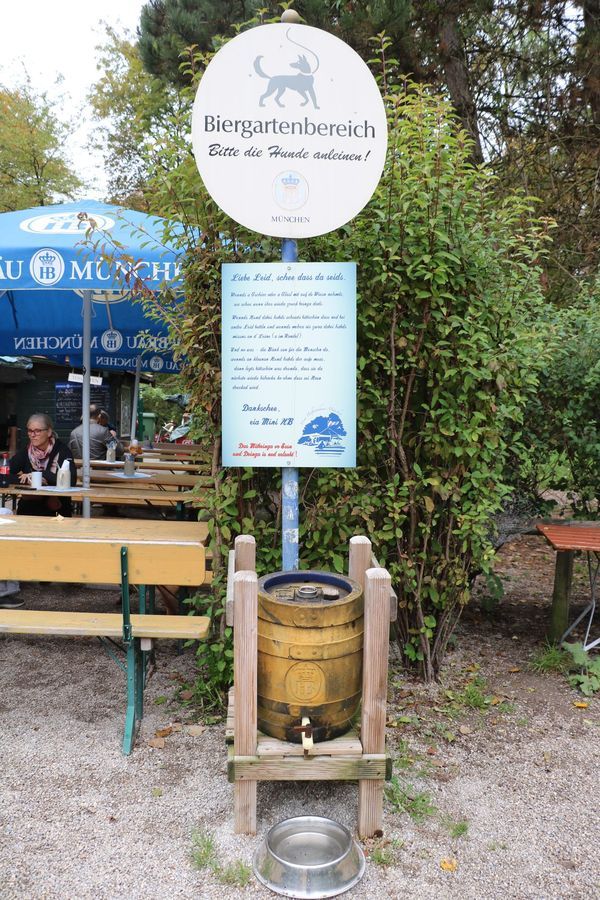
1, 534, 599, 899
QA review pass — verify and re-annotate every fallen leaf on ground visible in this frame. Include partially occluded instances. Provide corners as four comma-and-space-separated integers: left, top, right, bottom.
170, 723, 183, 732
459, 725, 472, 735
155, 726, 173, 738
185, 724, 205, 737
573, 701, 589, 709
179, 690, 194, 701
151, 787, 163, 797
440, 858, 458, 872
508, 667, 521, 673
490, 696, 504, 705
148, 737, 165, 749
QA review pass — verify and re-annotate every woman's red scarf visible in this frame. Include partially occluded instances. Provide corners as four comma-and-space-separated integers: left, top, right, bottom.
28, 436, 58, 473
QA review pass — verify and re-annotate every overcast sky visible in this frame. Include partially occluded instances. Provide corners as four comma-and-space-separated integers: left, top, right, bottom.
0, 0, 147, 199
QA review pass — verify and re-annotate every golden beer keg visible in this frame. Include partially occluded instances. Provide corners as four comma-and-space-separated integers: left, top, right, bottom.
257, 571, 363, 743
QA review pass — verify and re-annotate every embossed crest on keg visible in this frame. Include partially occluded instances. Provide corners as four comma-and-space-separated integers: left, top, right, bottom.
285, 661, 325, 702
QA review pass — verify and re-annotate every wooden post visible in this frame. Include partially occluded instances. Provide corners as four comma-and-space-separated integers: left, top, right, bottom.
348, 535, 372, 589
235, 534, 256, 573
233, 570, 258, 833
549, 550, 574, 643
358, 567, 391, 838
226, 535, 256, 627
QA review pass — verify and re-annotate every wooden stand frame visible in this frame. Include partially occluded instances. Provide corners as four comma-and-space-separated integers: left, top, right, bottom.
226, 534, 395, 837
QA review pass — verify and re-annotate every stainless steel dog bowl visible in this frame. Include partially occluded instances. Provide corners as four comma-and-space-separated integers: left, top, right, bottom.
253, 816, 365, 899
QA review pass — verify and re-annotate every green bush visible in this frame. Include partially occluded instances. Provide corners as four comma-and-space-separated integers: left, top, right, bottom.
147, 60, 549, 688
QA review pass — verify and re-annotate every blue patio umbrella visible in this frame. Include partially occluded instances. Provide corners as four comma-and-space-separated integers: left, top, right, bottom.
0, 200, 185, 514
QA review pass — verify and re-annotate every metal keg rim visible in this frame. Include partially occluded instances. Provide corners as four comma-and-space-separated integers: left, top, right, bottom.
258, 570, 361, 602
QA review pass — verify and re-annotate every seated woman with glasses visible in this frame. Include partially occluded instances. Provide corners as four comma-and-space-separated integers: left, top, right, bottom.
9, 413, 77, 517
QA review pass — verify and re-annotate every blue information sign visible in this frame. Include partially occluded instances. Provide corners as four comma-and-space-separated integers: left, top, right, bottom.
222, 262, 356, 468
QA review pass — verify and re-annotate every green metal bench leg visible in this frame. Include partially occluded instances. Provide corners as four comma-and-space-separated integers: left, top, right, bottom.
123, 640, 141, 755
135, 638, 144, 721
121, 546, 145, 755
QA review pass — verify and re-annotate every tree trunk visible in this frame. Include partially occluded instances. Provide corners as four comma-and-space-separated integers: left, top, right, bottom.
437, 6, 484, 165
581, 0, 600, 127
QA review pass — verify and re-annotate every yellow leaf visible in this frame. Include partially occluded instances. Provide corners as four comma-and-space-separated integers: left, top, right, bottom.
424, 496, 435, 513
440, 858, 458, 872
573, 701, 589, 709
155, 726, 173, 738
148, 737, 165, 749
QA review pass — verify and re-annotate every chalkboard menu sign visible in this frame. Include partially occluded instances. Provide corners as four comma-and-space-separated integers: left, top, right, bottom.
55, 383, 111, 428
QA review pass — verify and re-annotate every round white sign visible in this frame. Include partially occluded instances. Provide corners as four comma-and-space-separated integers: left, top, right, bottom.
191, 23, 388, 238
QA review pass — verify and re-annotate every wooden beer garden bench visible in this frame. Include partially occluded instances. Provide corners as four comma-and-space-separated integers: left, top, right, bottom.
0, 516, 211, 753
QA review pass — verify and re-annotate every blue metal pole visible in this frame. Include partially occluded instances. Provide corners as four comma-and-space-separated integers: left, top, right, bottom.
281, 238, 299, 571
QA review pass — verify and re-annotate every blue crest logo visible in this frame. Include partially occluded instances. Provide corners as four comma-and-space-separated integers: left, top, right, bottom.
100, 329, 123, 352
273, 170, 309, 211
30, 248, 65, 286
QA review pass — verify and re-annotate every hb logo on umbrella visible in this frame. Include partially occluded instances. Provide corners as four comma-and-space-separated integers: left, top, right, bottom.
30, 248, 65, 286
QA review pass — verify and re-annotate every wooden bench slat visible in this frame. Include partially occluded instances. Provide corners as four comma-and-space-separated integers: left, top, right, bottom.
0, 609, 210, 640
131, 613, 210, 640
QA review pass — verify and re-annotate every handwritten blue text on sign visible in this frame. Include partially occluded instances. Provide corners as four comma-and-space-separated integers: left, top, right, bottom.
222, 262, 356, 468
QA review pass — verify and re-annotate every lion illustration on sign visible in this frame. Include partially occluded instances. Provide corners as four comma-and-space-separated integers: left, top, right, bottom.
253, 29, 320, 109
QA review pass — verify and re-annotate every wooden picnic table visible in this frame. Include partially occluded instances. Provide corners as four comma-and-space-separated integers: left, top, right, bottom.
125, 442, 209, 458
1, 484, 206, 514
84, 470, 205, 490
75, 458, 209, 474
0, 514, 209, 583
537, 522, 600, 647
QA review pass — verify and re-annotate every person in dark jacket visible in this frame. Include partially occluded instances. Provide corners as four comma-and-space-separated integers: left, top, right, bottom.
69, 405, 123, 460
9, 413, 77, 516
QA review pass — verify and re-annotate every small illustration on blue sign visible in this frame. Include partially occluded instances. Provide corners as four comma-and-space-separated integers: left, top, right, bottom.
298, 413, 346, 456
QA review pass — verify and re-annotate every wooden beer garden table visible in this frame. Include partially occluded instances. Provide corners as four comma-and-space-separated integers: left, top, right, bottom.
85, 470, 207, 490
0, 515, 209, 578
536, 523, 600, 649
1, 483, 206, 516
75, 458, 209, 474
124, 442, 209, 461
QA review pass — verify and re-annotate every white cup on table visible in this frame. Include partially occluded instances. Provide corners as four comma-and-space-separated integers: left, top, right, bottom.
30, 471, 42, 489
